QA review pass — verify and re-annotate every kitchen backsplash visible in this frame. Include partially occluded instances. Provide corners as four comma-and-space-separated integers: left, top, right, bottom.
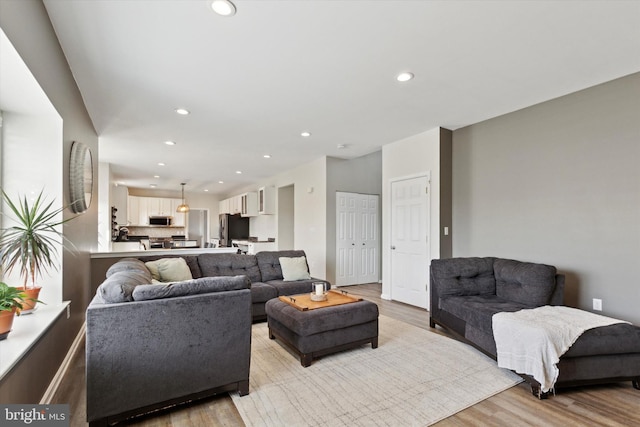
128, 225, 185, 239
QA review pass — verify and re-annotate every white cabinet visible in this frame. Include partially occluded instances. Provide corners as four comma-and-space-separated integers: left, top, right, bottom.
126, 196, 184, 226
230, 195, 242, 214
240, 192, 258, 217
219, 198, 230, 215
258, 186, 275, 215
127, 196, 140, 225
171, 199, 186, 226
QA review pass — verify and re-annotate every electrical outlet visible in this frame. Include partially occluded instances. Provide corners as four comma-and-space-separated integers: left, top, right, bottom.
593, 298, 602, 311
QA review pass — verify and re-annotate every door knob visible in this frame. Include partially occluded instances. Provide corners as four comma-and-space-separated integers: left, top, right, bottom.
391, 246, 396, 250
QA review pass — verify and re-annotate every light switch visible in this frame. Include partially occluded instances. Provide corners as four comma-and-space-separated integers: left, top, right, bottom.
444, 227, 449, 236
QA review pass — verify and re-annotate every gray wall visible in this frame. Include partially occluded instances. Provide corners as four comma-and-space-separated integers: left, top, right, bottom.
452, 72, 640, 324
326, 151, 383, 284
0, 1, 98, 402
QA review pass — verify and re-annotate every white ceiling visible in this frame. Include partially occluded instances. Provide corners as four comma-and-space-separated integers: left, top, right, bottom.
42, 0, 640, 196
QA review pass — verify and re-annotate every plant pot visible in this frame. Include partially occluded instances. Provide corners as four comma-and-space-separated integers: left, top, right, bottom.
16, 287, 41, 314
0, 308, 17, 340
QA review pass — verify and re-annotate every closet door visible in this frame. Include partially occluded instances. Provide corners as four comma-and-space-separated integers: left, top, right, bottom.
357, 195, 379, 284
336, 192, 380, 286
336, 192, 358, 286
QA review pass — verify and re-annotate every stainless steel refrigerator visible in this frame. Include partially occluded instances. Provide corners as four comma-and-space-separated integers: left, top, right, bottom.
219, 213, 249, 247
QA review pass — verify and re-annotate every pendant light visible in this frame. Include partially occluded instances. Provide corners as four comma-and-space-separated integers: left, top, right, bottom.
176, 183, 190, 213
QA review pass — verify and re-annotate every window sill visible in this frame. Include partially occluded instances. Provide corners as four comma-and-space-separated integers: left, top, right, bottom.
0, 302, 69, 381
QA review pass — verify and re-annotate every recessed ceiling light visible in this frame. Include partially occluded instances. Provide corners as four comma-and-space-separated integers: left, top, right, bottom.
175, 108, 190, 115
164, 140, 176, 146
154, 175, 160, 178
337, 144, 347, 149
211, 0, 236, 16
158, 162, 165, 166
263, 154, 271, 159
301, 131, 311, 137
218, 181, 224, 184
204, 189, 209, 192
396, 72, 414, 82
236, 170, 242, 174
150, 184, 157, 188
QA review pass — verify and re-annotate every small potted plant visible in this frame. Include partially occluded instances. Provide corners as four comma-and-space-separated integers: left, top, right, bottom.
0, 282, 28, 340
0, 189, 74, 313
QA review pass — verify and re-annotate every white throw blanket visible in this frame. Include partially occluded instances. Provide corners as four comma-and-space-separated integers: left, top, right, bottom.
492, 306, 628, 393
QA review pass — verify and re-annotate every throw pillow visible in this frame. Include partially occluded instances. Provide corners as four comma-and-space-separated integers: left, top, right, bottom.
97, 270, 152, 303
279, 256, 311, 281
145, 257, 193, 282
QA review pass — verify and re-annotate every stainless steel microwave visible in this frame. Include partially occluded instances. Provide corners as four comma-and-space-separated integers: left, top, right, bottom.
149, 216, 172, 226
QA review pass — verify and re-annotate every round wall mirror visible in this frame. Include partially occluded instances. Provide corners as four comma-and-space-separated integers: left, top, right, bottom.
69, 141, 93, 213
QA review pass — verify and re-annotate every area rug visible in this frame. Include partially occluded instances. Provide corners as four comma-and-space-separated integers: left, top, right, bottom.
231, 315, 522, 426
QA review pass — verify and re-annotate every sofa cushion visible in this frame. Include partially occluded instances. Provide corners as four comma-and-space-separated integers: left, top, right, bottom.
132, 275, 250, 301
256, 250, 307, 281
494, 259, 556, 307
440, 295, 530, 335
144, 257, 193, 282
279, 256, 311, 281
97, 270, 152, 303
138, 255, 202, 279
250, 282, 278, 303
197, 253, 262, 282
564, 323, 640, 357
430, 257, 496, 297
266, 279, 330, 296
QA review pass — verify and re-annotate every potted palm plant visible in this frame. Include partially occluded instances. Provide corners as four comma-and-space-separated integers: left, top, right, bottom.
0, 189, 73, 313
0, 282, 28, 340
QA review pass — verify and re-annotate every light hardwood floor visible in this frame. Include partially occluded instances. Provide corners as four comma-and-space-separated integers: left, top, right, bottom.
52, 283, 639, 426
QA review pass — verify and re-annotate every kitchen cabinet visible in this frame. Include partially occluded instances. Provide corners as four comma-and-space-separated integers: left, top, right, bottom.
219, 198, 230, 215
127, 196, 184, 226
240, 192, 258, 217
127, 196, 139, 225
171, 199, 186, 226
258, 186, 275, 215
137, 197, 150, 225
230, 195, 242, 214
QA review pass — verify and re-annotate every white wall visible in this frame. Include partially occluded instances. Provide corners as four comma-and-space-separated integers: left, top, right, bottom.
381, 127, 443, 301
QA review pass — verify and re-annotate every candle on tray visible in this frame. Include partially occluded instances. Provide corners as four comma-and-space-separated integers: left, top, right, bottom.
315, 283, 324, 296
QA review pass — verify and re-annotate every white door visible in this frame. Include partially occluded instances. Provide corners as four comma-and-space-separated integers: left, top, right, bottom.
336, 193, 358, 286
390, 176, 430, 309
336, 192, 380, 286
357, 195, 379, 284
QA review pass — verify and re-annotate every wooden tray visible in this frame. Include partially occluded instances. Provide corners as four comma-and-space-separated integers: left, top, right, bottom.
279, 289, 363, 311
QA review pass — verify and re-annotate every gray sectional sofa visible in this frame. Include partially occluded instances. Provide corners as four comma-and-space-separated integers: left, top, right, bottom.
87, 250, 329, 426
139, 250, 330, 321
430, 257, 640, 397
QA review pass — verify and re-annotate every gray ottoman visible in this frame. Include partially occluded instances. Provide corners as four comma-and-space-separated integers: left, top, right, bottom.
265, 297, 379, 367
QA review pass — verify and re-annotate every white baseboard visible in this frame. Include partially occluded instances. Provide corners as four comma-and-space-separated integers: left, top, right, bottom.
40, 322, 86, 404
381, 293, 391, 301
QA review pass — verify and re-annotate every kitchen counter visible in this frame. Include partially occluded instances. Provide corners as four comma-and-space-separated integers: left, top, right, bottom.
231, 240, 277, 254
91, 247, 238, 259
